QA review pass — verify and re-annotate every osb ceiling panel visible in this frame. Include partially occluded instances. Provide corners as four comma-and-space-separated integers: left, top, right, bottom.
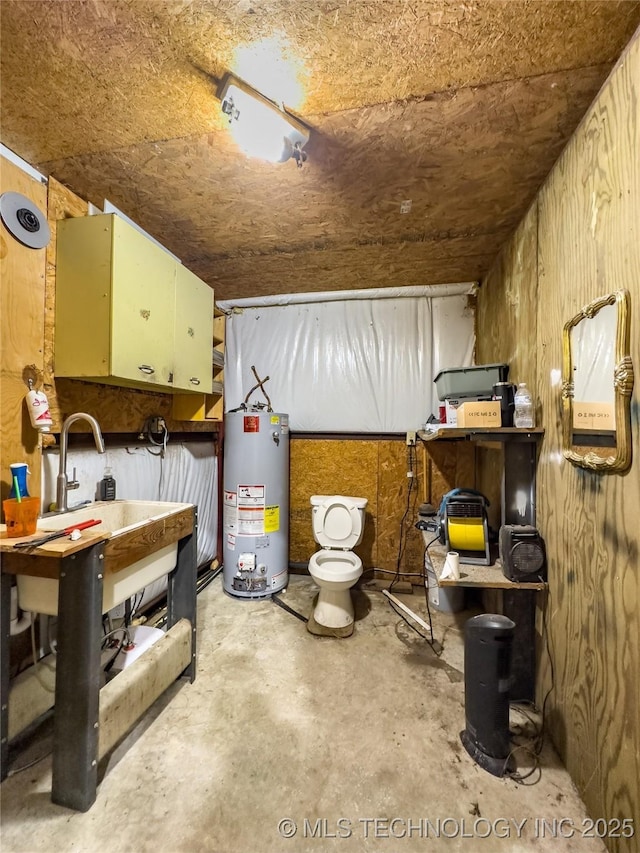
2, 1, 639, 301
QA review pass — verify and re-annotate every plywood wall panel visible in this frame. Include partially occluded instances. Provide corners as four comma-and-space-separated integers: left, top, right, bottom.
535, 33, 640, 842
376, 441, 422, 575
475, 201, 540, 531
476, 203, 539, 389
0, 157, 47, 503
424, 442, 476, 504
289, 439, 379, 566
476, 32, 639, 850
290, 437, 471, 582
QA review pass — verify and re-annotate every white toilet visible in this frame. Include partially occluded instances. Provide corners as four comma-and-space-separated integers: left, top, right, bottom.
308, 494, 368, 636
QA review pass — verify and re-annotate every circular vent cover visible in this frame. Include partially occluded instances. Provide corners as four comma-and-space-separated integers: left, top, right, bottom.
0, 191, 51, 249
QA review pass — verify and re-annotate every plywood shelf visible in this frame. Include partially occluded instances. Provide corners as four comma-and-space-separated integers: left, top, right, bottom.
418, 426, 544, 443
424, 540, 547, 590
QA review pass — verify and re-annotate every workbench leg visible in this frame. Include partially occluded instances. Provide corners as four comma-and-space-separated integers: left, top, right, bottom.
167, 507, 197, 682
51, 543, 105, 812
0, 573, 11, 781
503, 589, 536, 703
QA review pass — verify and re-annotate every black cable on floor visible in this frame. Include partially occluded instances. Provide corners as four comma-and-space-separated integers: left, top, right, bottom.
272, 593, 308, 623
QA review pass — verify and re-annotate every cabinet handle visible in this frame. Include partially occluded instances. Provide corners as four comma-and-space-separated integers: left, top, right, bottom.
138, 364, 155, 374
189, 377, 201, 386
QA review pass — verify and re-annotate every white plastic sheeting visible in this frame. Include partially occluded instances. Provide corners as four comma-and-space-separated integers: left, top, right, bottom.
222, 285, 476, 432
41, 441, 217, 568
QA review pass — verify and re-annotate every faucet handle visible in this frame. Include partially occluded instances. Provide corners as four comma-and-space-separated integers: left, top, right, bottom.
68, 467, 80, 491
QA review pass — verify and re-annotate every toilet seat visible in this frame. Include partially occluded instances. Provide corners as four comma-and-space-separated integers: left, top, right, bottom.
312, 495, 366, 550
308, 549, 363, 584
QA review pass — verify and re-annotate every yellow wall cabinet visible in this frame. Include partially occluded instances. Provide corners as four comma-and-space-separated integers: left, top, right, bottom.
173, 312, 225, 421
55, 214, 213, 393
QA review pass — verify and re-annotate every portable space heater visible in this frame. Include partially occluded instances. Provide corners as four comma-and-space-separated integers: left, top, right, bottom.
439, 489, 491, 566
460, 613, 515, 777
499, 525, 547, 582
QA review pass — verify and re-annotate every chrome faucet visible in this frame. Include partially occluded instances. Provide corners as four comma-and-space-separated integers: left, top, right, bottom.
56, 413, 106, 513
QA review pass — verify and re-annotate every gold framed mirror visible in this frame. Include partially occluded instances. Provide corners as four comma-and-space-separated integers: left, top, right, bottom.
562, 289, 634, 472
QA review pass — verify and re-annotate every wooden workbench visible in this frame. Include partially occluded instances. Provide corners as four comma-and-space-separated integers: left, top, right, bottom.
0, 507, 197, 811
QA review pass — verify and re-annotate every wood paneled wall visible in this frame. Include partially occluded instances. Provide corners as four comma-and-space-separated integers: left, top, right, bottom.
289, 436, 474, 577
0, 159, 47, 503
1, 163, 217, 514
476, 32, 639, 851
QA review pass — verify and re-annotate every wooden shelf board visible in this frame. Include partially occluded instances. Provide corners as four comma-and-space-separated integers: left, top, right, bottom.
423, 540, 547, 591
418, 427, 544, 443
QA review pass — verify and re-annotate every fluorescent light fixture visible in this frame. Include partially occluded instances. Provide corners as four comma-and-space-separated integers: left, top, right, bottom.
218, 74, 309, 167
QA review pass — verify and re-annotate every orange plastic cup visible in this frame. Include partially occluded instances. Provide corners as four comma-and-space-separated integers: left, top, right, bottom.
3, 496, 40, 537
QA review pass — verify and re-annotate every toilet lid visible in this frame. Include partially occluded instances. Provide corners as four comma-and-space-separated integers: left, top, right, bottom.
313, 497, 363, 549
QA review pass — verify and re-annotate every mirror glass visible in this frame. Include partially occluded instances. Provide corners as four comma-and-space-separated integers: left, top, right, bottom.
562, 290, 634, 472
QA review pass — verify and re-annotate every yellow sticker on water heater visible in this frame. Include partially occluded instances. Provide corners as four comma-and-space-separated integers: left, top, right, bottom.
265, 505, 279, 533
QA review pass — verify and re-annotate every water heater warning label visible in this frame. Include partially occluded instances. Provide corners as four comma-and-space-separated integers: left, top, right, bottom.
243, 415, 260, 432
237, 485, 266, 535
265, 505, 279, 532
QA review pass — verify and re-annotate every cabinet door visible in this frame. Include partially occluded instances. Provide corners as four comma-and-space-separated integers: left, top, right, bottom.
55, 215, 114, 379
173, 265, 213, 393
110, 217, 175, 387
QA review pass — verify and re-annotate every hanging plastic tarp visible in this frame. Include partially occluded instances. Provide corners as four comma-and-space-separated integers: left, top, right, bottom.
222, 284, 476, 432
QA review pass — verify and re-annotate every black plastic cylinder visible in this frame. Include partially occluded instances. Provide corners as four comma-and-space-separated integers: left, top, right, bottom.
463, 613, 515, 760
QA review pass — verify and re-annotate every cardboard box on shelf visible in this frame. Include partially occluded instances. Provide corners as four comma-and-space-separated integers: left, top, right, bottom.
456, 400, 501, 428
444, 396, 492, 426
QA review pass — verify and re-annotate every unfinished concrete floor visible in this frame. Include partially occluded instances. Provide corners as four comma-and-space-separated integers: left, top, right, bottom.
2, 575, 605, 853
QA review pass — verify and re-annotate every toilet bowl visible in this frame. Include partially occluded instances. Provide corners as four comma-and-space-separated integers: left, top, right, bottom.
308, 495, 367, 634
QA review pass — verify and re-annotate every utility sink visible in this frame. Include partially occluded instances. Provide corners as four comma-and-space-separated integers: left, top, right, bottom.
16, 500, 194, 617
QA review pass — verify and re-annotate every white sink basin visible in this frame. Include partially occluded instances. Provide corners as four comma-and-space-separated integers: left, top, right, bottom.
34, 499, 190, 535
16, 500, 194, 616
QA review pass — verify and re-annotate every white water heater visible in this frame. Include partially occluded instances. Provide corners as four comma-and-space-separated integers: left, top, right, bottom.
222, 409, 290, 598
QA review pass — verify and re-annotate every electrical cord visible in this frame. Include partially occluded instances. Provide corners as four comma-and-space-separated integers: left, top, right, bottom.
389, 442, 419, 594
503, 587, 555, 785
383, 445, 442, 655
101, 626, 133, 674
362, 568, 425, 579
502, 743, 542, 784
7, 749, 52, 777
128, 590, 144, 624
421, 535, 442, 653
384, 594, 443, 656
47, 617, 57, 656
137, 415, 170, 496
29, 619, 55, 693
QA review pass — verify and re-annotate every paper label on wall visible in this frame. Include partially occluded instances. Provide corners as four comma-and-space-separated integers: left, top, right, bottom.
237, 484, 265, 534
572, 402, 616, 431
244, 415, 260, 432
265, 505, 279, 533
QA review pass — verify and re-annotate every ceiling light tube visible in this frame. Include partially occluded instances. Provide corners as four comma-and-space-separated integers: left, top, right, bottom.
218, 74, 309, 166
